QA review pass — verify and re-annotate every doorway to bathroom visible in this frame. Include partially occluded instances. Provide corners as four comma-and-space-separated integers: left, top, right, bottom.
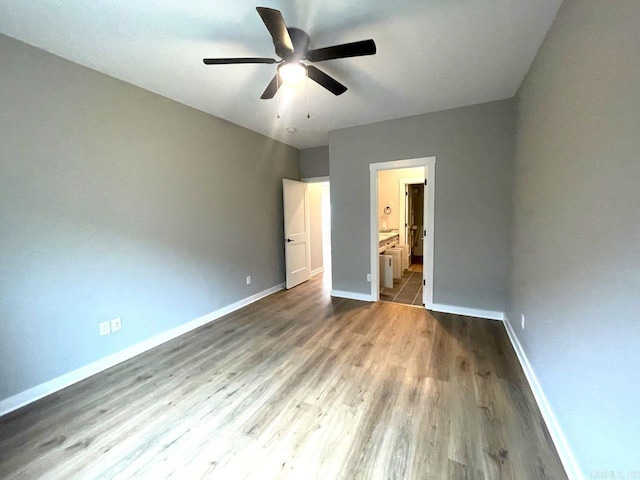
369, 157, 435, 307
384, 181, 425, 303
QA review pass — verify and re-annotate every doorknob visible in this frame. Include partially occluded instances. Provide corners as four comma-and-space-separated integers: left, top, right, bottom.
286, 238, 294, 243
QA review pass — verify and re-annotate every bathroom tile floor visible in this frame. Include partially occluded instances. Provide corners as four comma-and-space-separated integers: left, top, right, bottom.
380, 263, 423, 306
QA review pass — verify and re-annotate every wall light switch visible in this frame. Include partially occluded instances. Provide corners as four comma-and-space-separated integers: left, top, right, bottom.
367, 273, 371, 282
99, 321, 111, 336
521, 314, 525, 330
246, 276, 251, 285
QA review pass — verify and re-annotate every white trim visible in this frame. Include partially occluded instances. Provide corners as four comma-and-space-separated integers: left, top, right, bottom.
330, 289, 374, 302
428, 303, 504, 321
301, 176, 330, 183
423, 164, 435, 307
502, 316, 582, 480
369, 157, 436, 306
311, 266, 324, 277
0, 283, 285, 418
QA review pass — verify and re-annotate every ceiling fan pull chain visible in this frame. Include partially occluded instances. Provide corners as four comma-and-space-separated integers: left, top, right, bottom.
306, 69, 310, 119
276, 71, 281, 119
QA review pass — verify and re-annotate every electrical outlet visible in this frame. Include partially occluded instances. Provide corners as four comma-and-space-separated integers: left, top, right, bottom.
111, 317, 122, 332
366, 273, 371, 282
99, 321, 111, 336
246, 276, 251, 285
521, 314, 525, 329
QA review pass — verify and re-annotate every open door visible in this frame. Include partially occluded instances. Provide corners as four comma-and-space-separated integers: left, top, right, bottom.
283, 179, 311, 289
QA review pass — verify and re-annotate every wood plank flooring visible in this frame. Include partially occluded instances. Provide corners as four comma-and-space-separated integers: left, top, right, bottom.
0, 275, 567, 479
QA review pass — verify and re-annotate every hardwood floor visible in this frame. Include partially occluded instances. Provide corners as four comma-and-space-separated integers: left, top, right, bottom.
0, 275, 567, 479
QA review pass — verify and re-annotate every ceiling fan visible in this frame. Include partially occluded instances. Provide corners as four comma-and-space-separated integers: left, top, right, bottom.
203, 7, 377, 99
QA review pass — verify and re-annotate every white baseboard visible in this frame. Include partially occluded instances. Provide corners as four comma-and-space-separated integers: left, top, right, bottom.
0, 283, 285, 418
428, 302, 504, 321
330, 289, 373, 302
311, 266, 325, 277
503, 316, 582, 480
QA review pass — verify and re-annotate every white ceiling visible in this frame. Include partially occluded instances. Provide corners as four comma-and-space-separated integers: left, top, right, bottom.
0, 0, 561, 149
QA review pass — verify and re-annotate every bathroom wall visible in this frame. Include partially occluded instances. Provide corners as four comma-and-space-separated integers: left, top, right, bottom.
377, 167, 424, 230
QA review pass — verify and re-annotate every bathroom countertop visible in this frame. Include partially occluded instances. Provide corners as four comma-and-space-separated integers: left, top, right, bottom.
378, 231, 399, 253
378, 231, 399, 243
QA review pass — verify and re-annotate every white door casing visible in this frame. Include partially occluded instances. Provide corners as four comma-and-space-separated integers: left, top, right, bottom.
283, 179, 311, 289
370, 157, 435, 306
422, 174, 433, 307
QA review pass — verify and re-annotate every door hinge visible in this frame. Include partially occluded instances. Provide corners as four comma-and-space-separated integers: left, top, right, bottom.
423, 279, 426, 285
405, 191, 408, 196
424, 179, 427, 186
424, 230, 426, 236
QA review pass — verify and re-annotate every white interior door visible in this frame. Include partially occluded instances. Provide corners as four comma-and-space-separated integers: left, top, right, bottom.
283, 179, 311, 289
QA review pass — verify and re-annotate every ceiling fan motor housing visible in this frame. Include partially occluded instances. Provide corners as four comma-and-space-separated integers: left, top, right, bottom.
284, 28, 310, 61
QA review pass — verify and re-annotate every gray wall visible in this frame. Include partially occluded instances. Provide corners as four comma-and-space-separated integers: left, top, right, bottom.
329, 99, 515, 311
507, 0, 640, 474
299, 146, 329, 179
0, 35, 299, 401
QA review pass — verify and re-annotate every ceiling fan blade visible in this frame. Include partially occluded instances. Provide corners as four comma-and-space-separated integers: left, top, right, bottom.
306, 39, 377, 62
203, 57, 277, 65
202, 57, 278, 65
306, 65, 347, 96
260, 74, 280, 99
256, 7, 294, 58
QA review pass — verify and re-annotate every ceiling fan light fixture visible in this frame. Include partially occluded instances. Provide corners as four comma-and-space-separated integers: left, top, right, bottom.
203, 7, 376, 99
279, 62, 306, 84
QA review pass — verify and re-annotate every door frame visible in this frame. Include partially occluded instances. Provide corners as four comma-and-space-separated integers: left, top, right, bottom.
369, 157, 436, 306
